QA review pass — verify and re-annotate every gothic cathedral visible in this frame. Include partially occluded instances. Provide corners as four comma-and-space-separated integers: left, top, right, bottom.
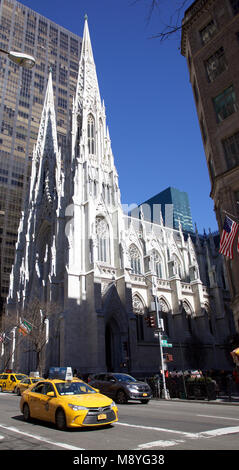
5, 17, 234, 376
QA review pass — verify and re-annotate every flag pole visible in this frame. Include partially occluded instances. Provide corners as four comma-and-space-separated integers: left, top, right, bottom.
222, 209, 239, 224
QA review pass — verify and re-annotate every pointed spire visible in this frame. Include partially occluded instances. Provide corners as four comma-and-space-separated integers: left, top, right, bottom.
35, 69, 58, 157
75, 15, 101, 114
82, 14, 94, 62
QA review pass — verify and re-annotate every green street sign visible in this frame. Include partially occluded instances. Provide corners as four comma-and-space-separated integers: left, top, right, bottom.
161, 340, 173, 348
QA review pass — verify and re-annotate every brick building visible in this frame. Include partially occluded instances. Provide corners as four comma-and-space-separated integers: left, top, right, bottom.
181, 0, 239, 332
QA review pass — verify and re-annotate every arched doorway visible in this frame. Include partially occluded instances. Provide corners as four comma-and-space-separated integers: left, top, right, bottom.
105, 318, 122, 372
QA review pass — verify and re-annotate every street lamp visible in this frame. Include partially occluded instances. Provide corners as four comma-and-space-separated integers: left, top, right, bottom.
134, 272, 169, 399
0, 47, 35, 69
152, 280, 169, 400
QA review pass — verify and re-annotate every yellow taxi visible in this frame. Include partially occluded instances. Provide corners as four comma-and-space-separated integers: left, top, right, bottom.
16, 376, 44, 396
0, 372, 27, 393
20, 378, 118, 430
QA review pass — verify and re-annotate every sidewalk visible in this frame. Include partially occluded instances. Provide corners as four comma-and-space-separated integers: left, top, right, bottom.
168, 394, 239, 405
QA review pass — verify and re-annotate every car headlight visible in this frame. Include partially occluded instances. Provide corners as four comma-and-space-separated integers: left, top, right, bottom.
68, 404, 88, 411
110, 401, 116, 408
127, 385, 138, 390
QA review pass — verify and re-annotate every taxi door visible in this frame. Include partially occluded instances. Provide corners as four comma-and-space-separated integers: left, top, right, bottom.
28, 382, 45, 418
37, 383, 57, 422
8, 375, 16, 391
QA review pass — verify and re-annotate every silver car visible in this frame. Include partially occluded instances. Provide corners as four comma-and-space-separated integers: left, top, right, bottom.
89, 373, 152, 404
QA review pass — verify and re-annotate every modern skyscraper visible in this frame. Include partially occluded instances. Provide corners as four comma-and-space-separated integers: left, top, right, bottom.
139, 187, 194, 233
0, 0, 82, 314
181, 0, 239, 332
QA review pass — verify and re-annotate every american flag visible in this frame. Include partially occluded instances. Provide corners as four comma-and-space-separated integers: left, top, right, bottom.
219, 215, 239, 259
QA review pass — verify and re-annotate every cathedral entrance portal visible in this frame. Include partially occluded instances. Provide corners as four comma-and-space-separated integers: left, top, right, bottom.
105, 318, 121, 372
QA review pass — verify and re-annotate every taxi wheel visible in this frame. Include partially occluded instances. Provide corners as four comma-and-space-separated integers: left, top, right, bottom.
23, 403, 31, 422
0, 386, 2, 393
13, 386, 17, 394
116, 390, 128, 404
17, 388, 21, 396
55, 408, 66, 431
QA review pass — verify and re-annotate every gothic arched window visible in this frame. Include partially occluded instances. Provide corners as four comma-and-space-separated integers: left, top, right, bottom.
159, 298, 170, 337
132, 294, 145, 341
87, 114, 95, 155
129, 244, 142, 275
76, 114, 82, 158
151, 250, 163, 278
96, 216, 110, 263
173, 254, 183, 278
182, 300, 193, 334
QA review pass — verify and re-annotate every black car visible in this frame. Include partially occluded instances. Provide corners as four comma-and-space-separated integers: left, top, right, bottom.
89, 373, 152, 404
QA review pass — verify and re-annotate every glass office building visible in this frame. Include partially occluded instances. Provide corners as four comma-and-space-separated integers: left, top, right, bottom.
141, 187, 194, 233
0, 0, 82, 313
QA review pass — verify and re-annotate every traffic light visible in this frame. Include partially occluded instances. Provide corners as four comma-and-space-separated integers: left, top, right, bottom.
149, 315, 156, 328
144, 314, 156, 328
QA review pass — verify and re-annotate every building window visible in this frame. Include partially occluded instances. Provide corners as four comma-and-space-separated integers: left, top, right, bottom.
230, 0, 239, 15
199, 20, 217, 46
222, 131, 239, 170
96, 217, 110, 263
151, 250, 163, 278
129, 244, 142, 275
76, 115, 81, 158
205, 47, 227, 82
87, 115, 95, 155
213, 85, 237, 122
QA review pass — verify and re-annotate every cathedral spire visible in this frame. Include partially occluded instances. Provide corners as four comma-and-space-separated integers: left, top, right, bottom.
30, 68, 60, 205
82, 14, 94, 63
35, 69, 58, 158
74, 15, 101, 117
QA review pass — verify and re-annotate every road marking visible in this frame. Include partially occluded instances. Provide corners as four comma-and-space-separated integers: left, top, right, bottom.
198, 426, 239, 438
116, 421, 197, 438
137, 439, 185, 449
197, 414, 239, 421
0, 424, 84, 450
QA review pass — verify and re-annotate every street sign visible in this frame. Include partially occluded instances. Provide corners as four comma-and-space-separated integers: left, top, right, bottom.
161, 340, 173, 348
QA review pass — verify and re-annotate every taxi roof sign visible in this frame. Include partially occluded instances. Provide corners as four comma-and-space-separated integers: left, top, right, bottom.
30, 371, 40, 377
49, 367, 73, 381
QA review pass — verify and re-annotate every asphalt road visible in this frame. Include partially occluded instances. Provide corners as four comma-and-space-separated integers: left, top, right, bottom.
0, 392, 239, 453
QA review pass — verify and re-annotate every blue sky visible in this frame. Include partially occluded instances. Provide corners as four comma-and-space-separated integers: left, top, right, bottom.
21, 0, 218, 234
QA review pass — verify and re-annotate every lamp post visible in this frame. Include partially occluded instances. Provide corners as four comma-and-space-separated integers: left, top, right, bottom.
151, 278, 168, 399
0, 47, 35, 69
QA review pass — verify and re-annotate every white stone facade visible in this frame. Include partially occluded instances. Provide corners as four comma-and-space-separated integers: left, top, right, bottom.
4, 17, 235, 376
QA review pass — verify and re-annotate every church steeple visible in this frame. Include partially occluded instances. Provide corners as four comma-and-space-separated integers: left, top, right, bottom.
74, 15, 101, 120
30, 69, 60, 206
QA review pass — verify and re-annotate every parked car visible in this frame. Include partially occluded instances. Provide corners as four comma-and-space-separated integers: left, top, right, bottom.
20, 378, 118, 430
89, 373, 152, 404
0, 372, 27, 393
15, 376, 44, 396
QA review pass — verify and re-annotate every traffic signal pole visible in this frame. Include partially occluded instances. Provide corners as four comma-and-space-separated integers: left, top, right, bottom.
154, 292, 168, 400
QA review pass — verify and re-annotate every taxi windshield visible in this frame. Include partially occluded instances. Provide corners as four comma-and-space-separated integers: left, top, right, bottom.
15, 374, 26, 380
55, 382, 97, 396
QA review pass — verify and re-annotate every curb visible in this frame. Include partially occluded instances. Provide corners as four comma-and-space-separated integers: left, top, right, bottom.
153, 397, 239, 405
